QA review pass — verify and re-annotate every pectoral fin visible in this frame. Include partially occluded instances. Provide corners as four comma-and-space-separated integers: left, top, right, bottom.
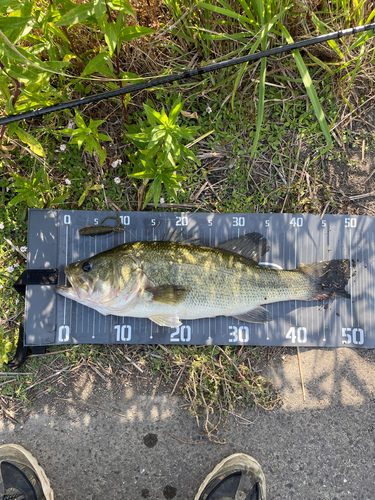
149, 314, 182, 327
232, 306, 272, 323
144, 285, 189, 305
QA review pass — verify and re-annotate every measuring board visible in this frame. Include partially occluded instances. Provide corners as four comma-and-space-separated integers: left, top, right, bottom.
24, 209, 375, 349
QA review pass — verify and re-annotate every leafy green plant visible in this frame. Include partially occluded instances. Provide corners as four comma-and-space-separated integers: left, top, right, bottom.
0, 0, 154, 154
8, 166, 67, 209
61, 111, 112, 166
77, 181, 103, 207
0, 326, 13, 366
125, 96, 200, 208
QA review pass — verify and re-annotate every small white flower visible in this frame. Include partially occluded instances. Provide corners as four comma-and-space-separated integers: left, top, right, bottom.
101, 184, 104, 189
206, 105, 212, 114
0, 285, 3, 289
114, 177, 121, 184
65, 178, 71, 185
60, 144, 67, 152
0, 222, 4, 229
67, 120, 75, 129
15, 298, 19, 305
111, 159, 122, 168
20, 246, 27, 253
160, 197, 165, 204
7, 266, 14, 273
13, 262, 19, 268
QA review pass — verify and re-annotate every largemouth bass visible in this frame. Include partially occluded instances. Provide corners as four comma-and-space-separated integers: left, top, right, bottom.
55, 232, 351, 327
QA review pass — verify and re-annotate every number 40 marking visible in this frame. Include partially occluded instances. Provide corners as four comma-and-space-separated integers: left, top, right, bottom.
286, 326, 307, 343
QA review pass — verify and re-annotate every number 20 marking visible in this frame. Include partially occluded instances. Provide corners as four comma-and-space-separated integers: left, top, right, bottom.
170, 325, 191, 342
176, 216, 188, 226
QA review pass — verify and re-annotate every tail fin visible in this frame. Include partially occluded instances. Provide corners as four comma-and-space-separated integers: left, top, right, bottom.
300, 259, 351, 300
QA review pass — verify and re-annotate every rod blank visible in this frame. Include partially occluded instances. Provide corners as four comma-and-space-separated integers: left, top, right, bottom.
0, 23, 374, 126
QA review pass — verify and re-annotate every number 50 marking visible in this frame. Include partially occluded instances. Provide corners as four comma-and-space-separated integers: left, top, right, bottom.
342, 327, 364, 345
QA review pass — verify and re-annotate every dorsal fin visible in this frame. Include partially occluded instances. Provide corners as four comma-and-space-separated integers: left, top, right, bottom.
217, 232, 269, 263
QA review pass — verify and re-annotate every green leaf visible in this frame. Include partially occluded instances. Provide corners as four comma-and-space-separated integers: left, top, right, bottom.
181, 145, 199, 164
250, 56, 266, 158
78, 189, 89, 207
97, 146, 107, 166
10, 172, 29, 187
88, 118, 105, 129
148, 127, 166, 149
153, 177, 162, 208
74, 111, 87, 129
81, 52, 111, 76
84, 135, 97, 154
169, 96, 183, 125
98, 133, 112, 141
0, 0, 21, 13
93, 0, 107, 30
15, 128, 45, 157
8, 192, 29, 207
311, 13, 343, 59
55, 3, 94, 26
143, 104, 164, 126
107, 0, 136, 17
197, 2, 253, 25
119, 25, 154, 42
49, 194, 68, 206
279, 25, 332, 148
0, 16, 32, 31
236, 0, 256, 24
105, 22, 118, 56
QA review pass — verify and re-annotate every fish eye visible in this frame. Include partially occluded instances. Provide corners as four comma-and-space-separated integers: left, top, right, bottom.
82, 261, 92, 272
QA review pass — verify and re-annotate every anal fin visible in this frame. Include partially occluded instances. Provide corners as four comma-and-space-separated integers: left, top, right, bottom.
149, 314, 182, 327
232, 306, 272, 323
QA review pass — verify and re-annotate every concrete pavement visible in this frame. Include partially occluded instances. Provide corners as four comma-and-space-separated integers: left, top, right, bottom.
1, 347, 374, 499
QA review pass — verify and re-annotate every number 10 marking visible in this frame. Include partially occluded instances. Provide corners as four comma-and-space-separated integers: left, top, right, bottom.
114, 324, 131, 341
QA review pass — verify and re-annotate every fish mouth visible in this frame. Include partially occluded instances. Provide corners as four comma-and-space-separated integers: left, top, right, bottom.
56, 267, 91, 300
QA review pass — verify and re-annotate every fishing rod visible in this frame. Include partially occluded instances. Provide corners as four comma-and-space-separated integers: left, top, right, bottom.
0, 23, 374, 126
